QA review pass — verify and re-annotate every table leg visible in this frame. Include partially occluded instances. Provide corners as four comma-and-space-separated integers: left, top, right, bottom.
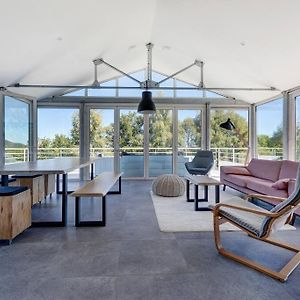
215, 185, 220, 204
90, 163, 94, 180
31, 173, 68, 227
186, 179, 194, 202
194, 184, 199, 210
1, 175, 9, 186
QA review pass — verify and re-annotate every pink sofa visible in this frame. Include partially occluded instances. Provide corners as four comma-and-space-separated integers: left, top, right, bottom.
221, 158, 299, 216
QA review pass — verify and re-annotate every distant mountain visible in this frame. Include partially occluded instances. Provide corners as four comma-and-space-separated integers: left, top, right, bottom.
5, 139, 27, 148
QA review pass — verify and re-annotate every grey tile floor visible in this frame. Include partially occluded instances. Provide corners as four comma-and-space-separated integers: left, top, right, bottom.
1, 180, 300, 300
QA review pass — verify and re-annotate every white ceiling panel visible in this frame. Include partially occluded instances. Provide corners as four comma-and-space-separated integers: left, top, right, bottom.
1, 0, 300, 103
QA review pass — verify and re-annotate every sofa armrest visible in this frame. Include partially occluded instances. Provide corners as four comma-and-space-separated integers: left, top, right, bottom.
288, 179, 296, 196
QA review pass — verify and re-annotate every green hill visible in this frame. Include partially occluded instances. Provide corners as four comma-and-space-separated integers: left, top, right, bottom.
5, 140, 27, 148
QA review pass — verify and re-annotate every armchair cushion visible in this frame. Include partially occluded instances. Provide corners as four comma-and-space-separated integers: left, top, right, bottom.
214, 196, 269, 236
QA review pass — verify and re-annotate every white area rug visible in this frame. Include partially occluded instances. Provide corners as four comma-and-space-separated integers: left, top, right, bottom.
151, 187, 296, 233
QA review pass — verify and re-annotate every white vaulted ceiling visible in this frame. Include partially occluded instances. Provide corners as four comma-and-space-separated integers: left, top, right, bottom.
1, 0, 300, 103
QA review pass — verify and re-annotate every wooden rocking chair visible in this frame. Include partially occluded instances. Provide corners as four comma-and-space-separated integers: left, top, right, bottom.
211, 168, 300, 282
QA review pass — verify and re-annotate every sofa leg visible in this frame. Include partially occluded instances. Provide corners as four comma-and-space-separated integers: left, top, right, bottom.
223, 185, 226, 191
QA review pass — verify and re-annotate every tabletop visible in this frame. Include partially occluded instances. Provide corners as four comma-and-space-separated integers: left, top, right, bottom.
0, 157, 98, 175
185, 174, 220, 186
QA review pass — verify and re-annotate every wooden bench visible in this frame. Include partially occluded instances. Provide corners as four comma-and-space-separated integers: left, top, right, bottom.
71, 172, 122, 227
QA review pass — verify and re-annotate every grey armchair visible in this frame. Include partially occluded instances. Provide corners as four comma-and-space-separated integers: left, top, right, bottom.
185, 150, 214, 175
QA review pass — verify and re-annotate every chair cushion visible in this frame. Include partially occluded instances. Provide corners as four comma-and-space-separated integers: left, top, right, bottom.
214, 196, 269, 237
246, 177, 288, 198
279, 160, 299, 180
12, 174, 42, 179
247, 159, 282, 182
222, 166, 251, 176
152, 174, 185, 197
0, 186, 28, 196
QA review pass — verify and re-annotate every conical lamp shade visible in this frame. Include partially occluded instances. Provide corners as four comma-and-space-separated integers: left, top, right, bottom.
220, 118, 235, 130
137, 91, 156, 114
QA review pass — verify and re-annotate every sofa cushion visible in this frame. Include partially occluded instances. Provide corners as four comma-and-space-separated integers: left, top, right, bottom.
221, 166, 251, 176
247, 159, 282, 182
246, 177, 288, 198
225, 174, 250, 187
272, 178, 290, 190
279, 160, 299, 180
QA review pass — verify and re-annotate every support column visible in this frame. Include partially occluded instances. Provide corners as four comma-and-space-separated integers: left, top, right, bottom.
203, 103, 210, 150
29, 99, 37, 161
249, 104, 256, 159
0, 95, 4, 166
114, 108, 120, 174
80, 103, 90, 180
172, 108, 178, 174
283, 92, 296, 160
144, 113, 149, 178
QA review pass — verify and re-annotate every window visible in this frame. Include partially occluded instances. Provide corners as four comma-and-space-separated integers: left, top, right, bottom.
38, 108, 80, 159
88, 79, 117, 97
256, 99, 283, 159
175, 79, 203, 98
63, 89, 85, 96
296, 96, 300, 160
149, 109, 173, 176
90, 109, 114, 174
4, 96, 30, 163
177, 110, 202, 176
119, 109, 144, 177
210, 108, 249, 171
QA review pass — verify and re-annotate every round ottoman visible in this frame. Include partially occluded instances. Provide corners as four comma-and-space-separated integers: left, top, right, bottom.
152, 174, 185, 197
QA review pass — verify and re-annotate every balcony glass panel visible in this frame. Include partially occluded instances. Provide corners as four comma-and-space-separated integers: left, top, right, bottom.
90, 109, 114, 174
210, 108, 249, 175
177, 110, 202, 176
5, 96, 30, 164
149, 109, 173, 176
256, 98, 283, 160
120, 109, 144, 177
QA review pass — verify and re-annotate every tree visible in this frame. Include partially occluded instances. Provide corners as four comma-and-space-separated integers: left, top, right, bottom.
178, 117, 200, 148
51, 134, 72, 148
38, 137, 52, 148
119, 111, 144, 148
149, 109, 172, 147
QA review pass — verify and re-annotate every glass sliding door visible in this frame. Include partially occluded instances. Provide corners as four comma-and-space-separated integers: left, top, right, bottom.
256, 98, 283, 159
177, 110, 202, 176
149, 109, 173, 177
4, 96, 30, 163
120, 109, 144, 177
296, 96, 300, 160
89, 109, 114, 174
38, 107, 80, 179
210, 108, 249, 172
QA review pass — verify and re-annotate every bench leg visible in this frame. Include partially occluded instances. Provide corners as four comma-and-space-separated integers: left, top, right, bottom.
107, 176, 122, 194
75, 195, 106, 227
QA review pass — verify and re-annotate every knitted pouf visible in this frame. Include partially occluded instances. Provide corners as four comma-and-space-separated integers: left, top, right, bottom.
152, 174, 185, 197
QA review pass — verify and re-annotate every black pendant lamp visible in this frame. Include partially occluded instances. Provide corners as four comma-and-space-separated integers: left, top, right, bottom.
138, 91, 156, 114
220, 118, 235, 130
137, 43, 156, 114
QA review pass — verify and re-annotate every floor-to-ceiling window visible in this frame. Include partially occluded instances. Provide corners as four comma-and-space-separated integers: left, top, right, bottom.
256, 98, 283, 159
296, 96, 300, 160
4, 96, 30, 163
149, 109, 173, 177
177, 109, 202, 176
119, 109, 144, 177
38, 107, 80, 158
89, 109, 114, 174
210, 108, 249, 171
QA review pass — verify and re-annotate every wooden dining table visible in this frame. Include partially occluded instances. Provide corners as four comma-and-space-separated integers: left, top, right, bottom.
0, 157, 98, 227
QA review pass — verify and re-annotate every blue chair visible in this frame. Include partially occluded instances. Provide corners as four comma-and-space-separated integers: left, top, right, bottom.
185, 150, 214, 175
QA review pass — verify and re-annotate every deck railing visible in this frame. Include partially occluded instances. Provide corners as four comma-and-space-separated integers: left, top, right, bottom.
4, 146, 284, 166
